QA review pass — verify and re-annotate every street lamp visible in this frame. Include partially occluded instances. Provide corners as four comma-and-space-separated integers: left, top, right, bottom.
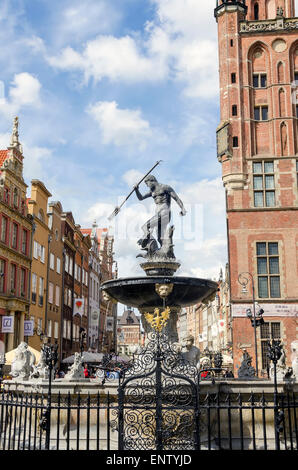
238, 272, 264, 377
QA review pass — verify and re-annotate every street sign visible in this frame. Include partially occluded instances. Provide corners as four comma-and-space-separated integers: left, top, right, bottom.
24, 320, 34, 336
1, 316, 14, 333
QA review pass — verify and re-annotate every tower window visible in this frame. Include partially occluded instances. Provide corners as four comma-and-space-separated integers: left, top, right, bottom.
254, 105, 268, 121
253, 161, 275, 207
232, 105, 237, 116
256, 242, 281, 299
230, 39, 234, 47
253, 73, 267, 88
294, 71, 298, 83
231, 73, 236, 84
254, 3, 259, 20
232, 136, 239, 147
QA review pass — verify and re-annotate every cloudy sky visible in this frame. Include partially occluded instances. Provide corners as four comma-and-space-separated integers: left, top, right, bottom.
0, 0, 234, 281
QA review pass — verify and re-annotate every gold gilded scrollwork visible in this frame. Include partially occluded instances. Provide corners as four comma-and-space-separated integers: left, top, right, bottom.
144, 307, 170, 333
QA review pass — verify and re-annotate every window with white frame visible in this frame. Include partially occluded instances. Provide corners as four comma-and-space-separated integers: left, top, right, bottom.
47, 320, 52, 338
49, 282, 54, 304
54, 321, 59, 339
50, 253, 55, 270
55, 285, 60, 306
56, 257, 61, 274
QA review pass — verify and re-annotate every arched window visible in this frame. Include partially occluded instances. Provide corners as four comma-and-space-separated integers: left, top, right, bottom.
254, 2, 259, 20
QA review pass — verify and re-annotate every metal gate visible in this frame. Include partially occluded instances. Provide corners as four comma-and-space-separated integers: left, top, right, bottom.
117, 332, 200, 450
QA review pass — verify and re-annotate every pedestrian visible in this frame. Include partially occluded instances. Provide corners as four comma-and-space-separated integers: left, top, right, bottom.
84, 365, 89, 378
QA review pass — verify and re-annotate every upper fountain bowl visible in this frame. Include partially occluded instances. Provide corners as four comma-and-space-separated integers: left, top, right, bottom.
101, 276, 218, 309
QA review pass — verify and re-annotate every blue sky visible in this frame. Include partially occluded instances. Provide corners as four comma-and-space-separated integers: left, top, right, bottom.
0, 0, 231, 280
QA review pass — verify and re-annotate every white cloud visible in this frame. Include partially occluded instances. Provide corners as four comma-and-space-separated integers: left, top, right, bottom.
48, 35, 167, 83
51, 0, 121, 46
0, 73, 42, 119
87, 100, 152, 149
47, 1, 218, 97
122, 169, 144, 187
9, 73, 41, 107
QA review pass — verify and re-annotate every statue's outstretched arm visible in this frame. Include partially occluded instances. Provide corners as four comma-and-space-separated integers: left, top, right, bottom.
170, 189, 187, 216
134, 185, 151, 201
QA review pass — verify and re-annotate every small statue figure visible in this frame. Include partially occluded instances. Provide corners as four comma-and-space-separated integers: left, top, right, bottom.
64, 353, 85, 380
134, 175, 186, 260
290, 340, 298, 380
30, 347, 54, 381
238, 350, 256, 379
276, 6, 284, 17
180, 334, 200, 368
11, 342, 35, 381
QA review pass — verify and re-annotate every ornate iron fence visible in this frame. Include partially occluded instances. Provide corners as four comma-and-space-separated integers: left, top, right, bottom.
0, 337, 297, 451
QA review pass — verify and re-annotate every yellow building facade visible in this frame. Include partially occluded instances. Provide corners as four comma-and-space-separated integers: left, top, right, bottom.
27, 180, 51, 351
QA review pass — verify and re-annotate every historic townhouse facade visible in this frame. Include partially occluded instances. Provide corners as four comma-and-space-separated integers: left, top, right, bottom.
27, 180, 52, 351
117, 307, 141, 356
73, 225, 91, 353
0, 119, 33, 353
96, 228, 116, 352
47, 201, 64, 352
81, 222, 102, 352
61, 211, 76, 360
215, 0, 298, 374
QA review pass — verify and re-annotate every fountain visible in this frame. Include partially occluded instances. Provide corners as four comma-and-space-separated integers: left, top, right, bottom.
101, 170, 218, 343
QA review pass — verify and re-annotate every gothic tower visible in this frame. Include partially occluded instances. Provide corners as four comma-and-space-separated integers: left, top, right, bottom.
215, 0, 298, 373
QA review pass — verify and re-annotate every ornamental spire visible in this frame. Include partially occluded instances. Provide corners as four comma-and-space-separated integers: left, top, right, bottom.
10, 116, 22, 152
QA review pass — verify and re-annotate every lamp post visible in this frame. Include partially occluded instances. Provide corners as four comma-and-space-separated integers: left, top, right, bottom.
238, 272, 264, 377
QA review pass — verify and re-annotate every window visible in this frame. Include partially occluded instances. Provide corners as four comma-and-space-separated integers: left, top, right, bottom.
232, 136, 239, 147
4, 188, 9, 204
253, 73, 267, 88
254, 2, 259, 20
231, 73, 236, 83
232, 105, 237, 116
39, 277, 44, 306
37, 209, 44, 223
20, 268, 26, 296
21, 230, 28, 255
47, 320, 52, 338
260, 322, 281, 370
33, 241, 38, 259
230, 39, 234, 47
1, 216, 7, 243
40, 245, 45, 263
253, 161, 275, 207
10, 264, 17, 292
257, 242, 281, 298
13, 188, 18, 207
69, 256, 73, 276
32, 273, 37, 303
12, 223, 18, 249
49, 282, 54, 304
55, 285, 60, 307
50, 253, 55, 270
295, 71, 298, 84
0, 259, 6, 293
54, 321, 59, 339
254, 105, 268, 121
56, 257, 61, 274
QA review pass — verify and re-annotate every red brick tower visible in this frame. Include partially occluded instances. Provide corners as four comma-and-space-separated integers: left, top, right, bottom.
215, 0, 298, 375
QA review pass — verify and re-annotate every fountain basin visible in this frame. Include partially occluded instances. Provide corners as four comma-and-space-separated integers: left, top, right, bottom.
101, 276, 218, 309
